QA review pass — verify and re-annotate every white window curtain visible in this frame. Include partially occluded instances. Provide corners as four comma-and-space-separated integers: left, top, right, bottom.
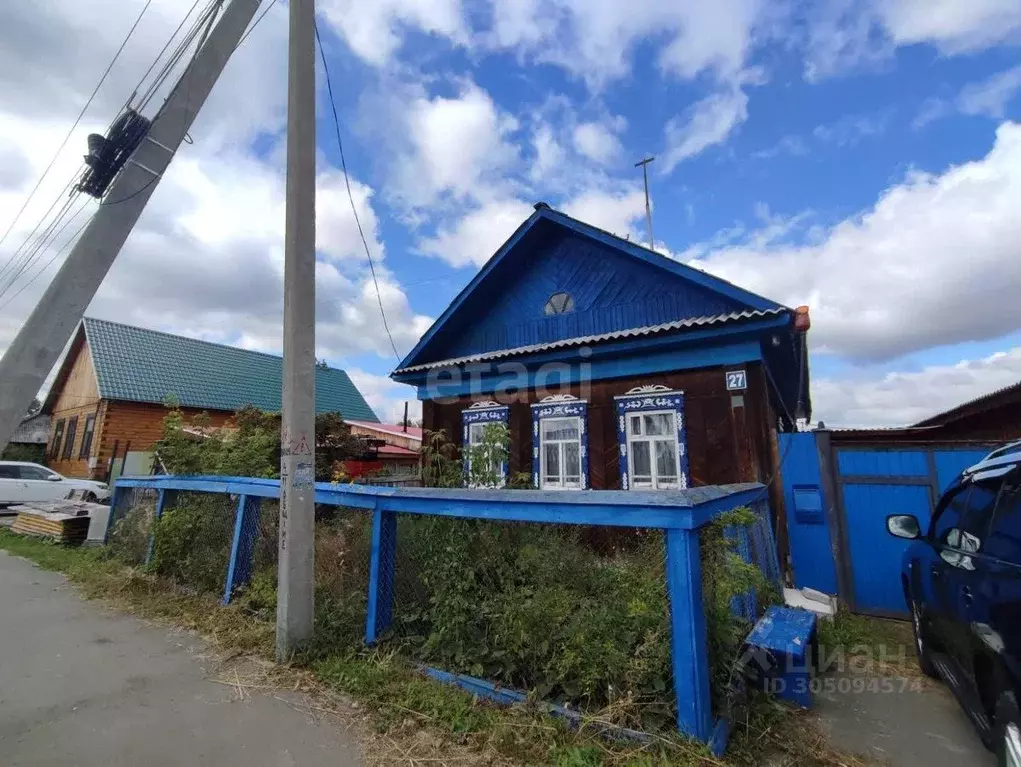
626, 411, 681, 489
530, 396, 589, 490
614, 387, 688, 491
540, 416, 583, 489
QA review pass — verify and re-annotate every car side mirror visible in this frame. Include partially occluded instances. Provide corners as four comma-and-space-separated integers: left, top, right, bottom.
46, 474, 62, 481
887, 514, 921, 540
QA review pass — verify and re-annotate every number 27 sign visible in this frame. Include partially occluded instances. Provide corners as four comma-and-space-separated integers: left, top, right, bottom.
725, 370, 747, 391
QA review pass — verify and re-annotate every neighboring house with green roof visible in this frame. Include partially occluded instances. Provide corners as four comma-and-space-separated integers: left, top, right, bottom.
41, 317, 378, 480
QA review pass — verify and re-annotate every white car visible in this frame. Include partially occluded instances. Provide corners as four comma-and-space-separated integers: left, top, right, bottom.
0, 461, 110, 505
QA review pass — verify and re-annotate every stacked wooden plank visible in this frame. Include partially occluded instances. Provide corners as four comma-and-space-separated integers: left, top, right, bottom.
10, 504, 93, 544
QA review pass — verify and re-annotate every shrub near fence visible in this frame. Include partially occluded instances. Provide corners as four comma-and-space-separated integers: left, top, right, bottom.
107, 476, 779, 754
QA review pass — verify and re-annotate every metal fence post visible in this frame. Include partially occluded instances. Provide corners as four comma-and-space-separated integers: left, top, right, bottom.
145, 489, 176, 566
665, 527, 713, 742
103, 484, 129, 543
223, 495, 262, 604
365, 503, 397, 643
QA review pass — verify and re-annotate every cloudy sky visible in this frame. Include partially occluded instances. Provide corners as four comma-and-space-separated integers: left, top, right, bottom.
1, 0, 1020, 426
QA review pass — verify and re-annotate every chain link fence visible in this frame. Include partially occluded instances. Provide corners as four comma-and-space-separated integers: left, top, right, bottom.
106, 480, 777, 743
377, 517, 675, 731
147, 491, 235, 595
107, 486, 159, 566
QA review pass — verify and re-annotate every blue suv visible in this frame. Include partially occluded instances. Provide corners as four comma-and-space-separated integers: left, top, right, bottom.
887, 442, 1021, 767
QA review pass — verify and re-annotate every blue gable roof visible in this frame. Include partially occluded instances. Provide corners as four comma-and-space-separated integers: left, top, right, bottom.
397, 205, 787, 371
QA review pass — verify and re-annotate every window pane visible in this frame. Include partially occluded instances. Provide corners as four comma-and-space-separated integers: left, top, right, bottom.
630, 415, 642, 436
544, 443, 560, 480
987, 478, 1021, 564
564, 442, 580, 477
0, 466, 18, 478
644, 413, 673, 436
542, 417, 578, 441
934, 485, 970, 544
655, 439, 678, 478
632, 441, 651, 478
469, 423, 485, 445
961, 477, 1001, 542
19, 466, 50, 480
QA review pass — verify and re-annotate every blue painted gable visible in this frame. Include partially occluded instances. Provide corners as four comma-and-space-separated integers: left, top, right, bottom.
401, 207, 786, 367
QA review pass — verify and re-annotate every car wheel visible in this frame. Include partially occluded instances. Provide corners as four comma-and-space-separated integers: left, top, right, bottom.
909, 596, 939, 679
996, 691, 1021, 767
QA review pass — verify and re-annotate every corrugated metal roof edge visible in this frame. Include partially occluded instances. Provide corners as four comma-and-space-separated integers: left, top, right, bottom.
392, 308, 789, 375
912, 379, 1021, 427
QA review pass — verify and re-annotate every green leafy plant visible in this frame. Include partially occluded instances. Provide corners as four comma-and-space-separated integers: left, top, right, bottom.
154, 404, 365, 481
465, 421, 510, 488
420, 429, 463, 488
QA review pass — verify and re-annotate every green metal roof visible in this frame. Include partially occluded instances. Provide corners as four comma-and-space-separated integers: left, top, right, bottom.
82, 317, 379, 421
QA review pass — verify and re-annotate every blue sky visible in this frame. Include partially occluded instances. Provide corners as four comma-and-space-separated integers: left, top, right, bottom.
1, 0, 1021, 426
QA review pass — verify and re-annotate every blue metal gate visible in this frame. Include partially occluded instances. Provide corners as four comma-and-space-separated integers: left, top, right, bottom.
780, 433, 993, 618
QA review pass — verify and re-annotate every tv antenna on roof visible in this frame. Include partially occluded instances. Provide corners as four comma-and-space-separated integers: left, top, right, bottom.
634, 156, 655, 250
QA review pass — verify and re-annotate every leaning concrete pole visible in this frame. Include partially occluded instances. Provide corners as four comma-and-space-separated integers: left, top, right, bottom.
276, 0, 316, 659
0, 0, 261, 450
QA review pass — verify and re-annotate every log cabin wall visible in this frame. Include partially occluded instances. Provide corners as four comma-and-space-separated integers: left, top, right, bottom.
422, 363, 779, 490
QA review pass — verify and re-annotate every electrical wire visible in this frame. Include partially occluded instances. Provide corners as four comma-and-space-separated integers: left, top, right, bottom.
0, 178, 79, 289
0, 202, 95, 311
115, 0, 206, 123
0, 192, 80, 299
0, 0, 154, 258
315, 20, 402, 361
237, 0, 278, 49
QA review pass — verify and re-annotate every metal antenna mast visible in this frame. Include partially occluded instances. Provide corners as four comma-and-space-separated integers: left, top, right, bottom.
635, 156, 655, 250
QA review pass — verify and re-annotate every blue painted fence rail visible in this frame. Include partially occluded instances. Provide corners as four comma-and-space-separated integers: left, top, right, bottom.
110, 475, 770, 754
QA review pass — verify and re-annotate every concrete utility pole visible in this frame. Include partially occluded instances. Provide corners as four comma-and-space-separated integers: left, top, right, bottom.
276, 0, 316, 660
635, 156, 655, 250
0, 0, 261, 451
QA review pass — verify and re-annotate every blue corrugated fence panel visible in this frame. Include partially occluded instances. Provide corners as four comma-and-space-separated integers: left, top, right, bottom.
778, 433, 838, 594
842, 482, 933, 615
933, 448, 992, 491
837, 449, 930, 477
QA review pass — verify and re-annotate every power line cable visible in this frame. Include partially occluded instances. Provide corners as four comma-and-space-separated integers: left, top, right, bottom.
315, 20, 402, 361
0, 192, 81, 299
0, 0, 212, 293
237, 0, 279, 49
117, 0, 207, 121
0, 179, 79, 289
0, 202, 95, 312
0, 0, 154, 259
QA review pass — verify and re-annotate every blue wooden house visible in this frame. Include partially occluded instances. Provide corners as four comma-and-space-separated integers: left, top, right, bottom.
392, 203, 809, 542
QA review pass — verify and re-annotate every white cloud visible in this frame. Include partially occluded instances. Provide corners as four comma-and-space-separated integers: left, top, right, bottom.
572, 121, 624, 165
416, 198, 534, 268
875, 0, 1021, 55
662, 86, 749, 171
815, 347, 1021, 427
376, 80, 520, 213
528, 123, 567, 184
0, 0, 430, 378
751, 134, 809, 160
563, 186, 647, 240
686, 122, 1021, 362
812, 111, 889, 147
915, 65, 1021, 128
959, 64, 1021, 118
346, 368, 422, 424
805, 0, 1021, 81
318, 0, 468, 66
485, 0, 770, 90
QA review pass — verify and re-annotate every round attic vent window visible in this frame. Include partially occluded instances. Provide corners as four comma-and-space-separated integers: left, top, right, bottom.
544, 291, 575, 315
